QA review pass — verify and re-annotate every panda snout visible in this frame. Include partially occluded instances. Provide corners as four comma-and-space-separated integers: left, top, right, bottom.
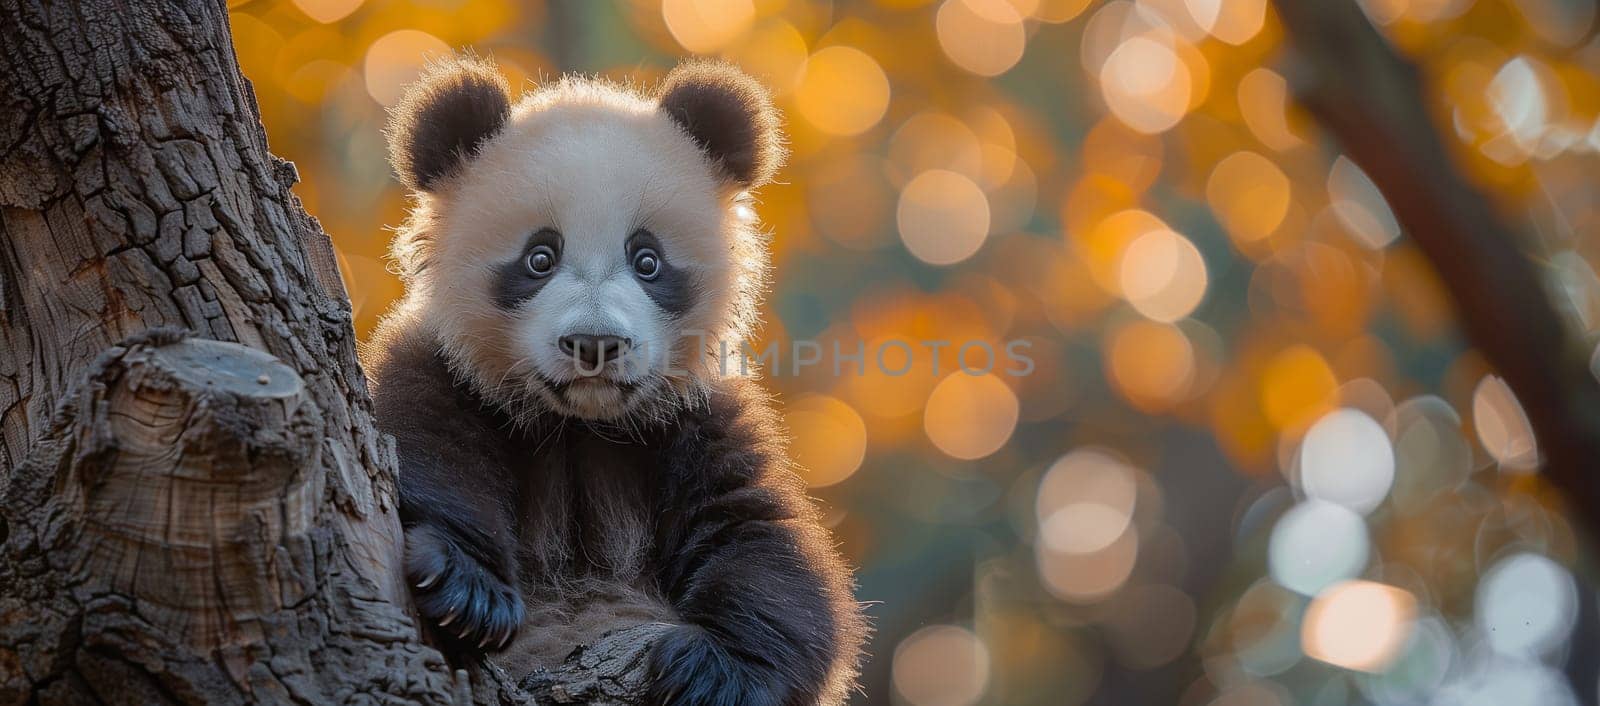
558, 333, 632, 371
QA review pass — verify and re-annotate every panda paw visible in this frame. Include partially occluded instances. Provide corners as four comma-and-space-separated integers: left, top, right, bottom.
404, 523, 524, 653
646, 625, 787, 706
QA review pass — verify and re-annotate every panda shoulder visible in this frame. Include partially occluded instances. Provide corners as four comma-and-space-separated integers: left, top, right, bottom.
667, 377, 792, 482
362, 309, 459, 417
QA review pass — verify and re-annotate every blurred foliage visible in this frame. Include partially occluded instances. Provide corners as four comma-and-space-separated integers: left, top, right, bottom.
230, 0, 1600, 704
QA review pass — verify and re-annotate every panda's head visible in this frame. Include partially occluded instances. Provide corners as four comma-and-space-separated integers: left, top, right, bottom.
386, 57, 781, 423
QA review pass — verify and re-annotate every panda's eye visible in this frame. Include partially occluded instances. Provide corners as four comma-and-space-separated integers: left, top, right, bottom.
632, 247, 661, 280
525, 245, 557, 277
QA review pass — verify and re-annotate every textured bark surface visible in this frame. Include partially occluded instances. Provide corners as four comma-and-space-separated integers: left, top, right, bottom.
0, 0, 647, 703
1269, 0, 1600, 535
519, 623, 669, 706
0, 332, 473, 704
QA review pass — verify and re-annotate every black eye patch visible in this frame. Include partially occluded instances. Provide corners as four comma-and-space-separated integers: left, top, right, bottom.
627, 230, 695, 318
493, 229, 563, 310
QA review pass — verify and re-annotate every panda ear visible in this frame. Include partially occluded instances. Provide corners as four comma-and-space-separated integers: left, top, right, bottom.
387, 56, 514, 192
657, 61, 784, 189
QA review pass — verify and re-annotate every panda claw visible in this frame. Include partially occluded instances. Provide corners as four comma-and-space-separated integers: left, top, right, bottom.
439, 609, 457, 627
417, 572, 440, 589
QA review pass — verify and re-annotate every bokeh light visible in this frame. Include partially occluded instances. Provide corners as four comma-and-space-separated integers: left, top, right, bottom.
1037, 524, 1139, 603
924, 372, 1019, 459
1327, 156, 1401, 249
1207, 151, 1291, 244
1099, 34, 1193, 134
1226, 578, 1304, 677
1434, 659, 1578, 706
1484, 56, 1552, 163
1106, 320, 1197, 410
724, 20, 809, 94
786, 395, 869, 488
1389, 395, 1473, 509
1473, 375, 1539, 472
1360, 615, 1457, 702
1300, 580, 1416, 672
1118, 226, 1208, 321
794, 46, 890, 136
889, 112, 984, 183
291, 0, 363, 24
1475, 552, 1577, 658
1259, 345, 1340, 432
662, 0, 755, 53
1237, 69, 1303, 151
1190, 0, 1268, 45
935, 0, 1026, 77
363, 29, 450, 106
898, 169, 992, 265
1268, 500, 1370, 596
1036, 449, 1139, 554
1300, 408, 1395, 515
892, 625, 991, 706
1077, 208, 1169, 295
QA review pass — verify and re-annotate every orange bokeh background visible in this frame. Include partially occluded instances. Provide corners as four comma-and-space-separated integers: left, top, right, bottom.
229, 1, 1600, 703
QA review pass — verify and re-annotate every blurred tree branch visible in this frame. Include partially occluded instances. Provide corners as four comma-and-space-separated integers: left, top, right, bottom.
1269, 0, 1600, 532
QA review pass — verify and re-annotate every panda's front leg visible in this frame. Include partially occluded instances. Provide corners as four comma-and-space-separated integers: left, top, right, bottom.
395, 451, 526, 656
646, 507, 843, 706
403, 516, 525, 653
644, 405, 863, 706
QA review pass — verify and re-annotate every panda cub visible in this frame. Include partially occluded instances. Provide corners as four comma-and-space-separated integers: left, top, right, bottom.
363, 56, 866, 705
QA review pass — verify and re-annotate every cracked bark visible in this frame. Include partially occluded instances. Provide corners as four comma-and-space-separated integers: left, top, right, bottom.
0, 1, 653, 703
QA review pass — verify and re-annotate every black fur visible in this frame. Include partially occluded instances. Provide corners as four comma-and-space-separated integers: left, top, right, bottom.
388, 56, 513, 192
657, 61, 785, 188
367, 323, 525, 655
493, 229, 564, 310
366, 320, 865, 703
628, 229, 696, 317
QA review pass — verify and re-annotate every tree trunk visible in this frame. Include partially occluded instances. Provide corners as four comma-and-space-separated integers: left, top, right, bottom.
0, 1, 648, 703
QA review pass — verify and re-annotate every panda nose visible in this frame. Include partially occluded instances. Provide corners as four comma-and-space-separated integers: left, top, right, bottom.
559, 334, 631, 367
